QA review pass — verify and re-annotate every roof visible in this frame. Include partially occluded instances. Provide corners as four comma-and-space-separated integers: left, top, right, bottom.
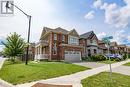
80, 31, 94, 39
40, 27, 79, 40
110, 42, 118, 46
98, 46, 107, 50
118, 44, 126, 47
98, 40, 105, 44
44, 27, 69, 34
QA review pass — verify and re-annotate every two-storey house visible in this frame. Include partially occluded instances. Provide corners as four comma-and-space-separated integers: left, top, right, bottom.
98, 40, 107, 54
35, 27, 83, 62
117, 44, 127, 55
79, 31, 99, 57
110, 42, 118, 54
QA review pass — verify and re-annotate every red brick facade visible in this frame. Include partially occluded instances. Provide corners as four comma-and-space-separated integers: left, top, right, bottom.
49, 32, 83, 60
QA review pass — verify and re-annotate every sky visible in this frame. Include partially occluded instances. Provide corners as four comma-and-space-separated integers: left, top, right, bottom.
0, 0, 130, 51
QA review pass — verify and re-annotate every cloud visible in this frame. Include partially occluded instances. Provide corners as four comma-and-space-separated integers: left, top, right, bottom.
85, 11, 95, 20
97, 32, 107, 40
127, 36, 130, 41
112, 30, 129, 44
93, 0, 102, 8
93, 0, 130, 28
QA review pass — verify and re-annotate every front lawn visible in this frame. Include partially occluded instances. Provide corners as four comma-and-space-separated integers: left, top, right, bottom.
0, 61, 89, 85
81, 72, 130, 87
124, 62, 130, 66
99, 60, 117, 64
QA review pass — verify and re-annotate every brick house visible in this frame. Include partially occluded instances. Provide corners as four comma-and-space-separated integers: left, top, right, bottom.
109, 42, 118, 54
35, 27, 83, 62
117, 44, 127, 55
79, 31, 100, 57
98, 40, 108, 54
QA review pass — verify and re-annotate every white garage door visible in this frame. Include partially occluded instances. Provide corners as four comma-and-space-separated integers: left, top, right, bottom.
65, 51, 81, 62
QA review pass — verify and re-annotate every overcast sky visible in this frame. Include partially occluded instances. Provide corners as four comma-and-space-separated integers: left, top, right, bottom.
0, 0, 130, 51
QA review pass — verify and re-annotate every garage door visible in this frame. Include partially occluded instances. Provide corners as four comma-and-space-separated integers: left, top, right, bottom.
65, 51, 81, 62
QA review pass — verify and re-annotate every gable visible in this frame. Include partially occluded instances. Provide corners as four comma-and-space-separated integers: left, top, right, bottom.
68, 29, 79, 37
40, 29, 46, 40
90, 34, 98, 41
80, 31, 94, 39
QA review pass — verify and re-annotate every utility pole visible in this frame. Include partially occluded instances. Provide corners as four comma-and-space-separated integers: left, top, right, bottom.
6, 1, 31, 65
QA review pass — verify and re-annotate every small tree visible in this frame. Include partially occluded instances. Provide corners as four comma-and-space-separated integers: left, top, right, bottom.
2, 32, 26, 63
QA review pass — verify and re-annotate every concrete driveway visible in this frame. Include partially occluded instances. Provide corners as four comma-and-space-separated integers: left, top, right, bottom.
73, 62, 107, 68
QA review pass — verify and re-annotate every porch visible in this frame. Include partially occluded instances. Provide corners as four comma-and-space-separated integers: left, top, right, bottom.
35, 40, 49, 60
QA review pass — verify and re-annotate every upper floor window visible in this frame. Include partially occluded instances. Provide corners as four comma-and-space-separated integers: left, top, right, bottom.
90, 39, 97, 45
62, 35, 65, 42
68, 36, 79, 45
54, 34, 57, 40
53, 43, 57, 55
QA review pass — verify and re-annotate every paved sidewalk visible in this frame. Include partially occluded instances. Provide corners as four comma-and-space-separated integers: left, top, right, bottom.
16, 59, 130, 87
73, 62, 106, 68
112, 65, 130, 76
0, 57, 6, 69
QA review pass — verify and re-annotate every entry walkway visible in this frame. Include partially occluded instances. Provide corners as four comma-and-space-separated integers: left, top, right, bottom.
16, 59, 130, 87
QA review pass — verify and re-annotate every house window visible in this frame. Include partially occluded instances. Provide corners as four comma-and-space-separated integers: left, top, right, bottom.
90, 40, 93, 43
53, 43, 57, 55
68, 36, 79, 45
94, 49, 97, 54
54, 34, 57, 40
62, 35, 65, 42
88, 49, 91, 56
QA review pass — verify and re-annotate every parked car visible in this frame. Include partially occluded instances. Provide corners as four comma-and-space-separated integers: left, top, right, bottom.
105, 54, 123, 60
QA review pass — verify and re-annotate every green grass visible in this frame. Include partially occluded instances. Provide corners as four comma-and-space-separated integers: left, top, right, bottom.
99, 60, 117, 64
124, 62, 130, 66
0, 61, 89, 85
81, 72, 130, 87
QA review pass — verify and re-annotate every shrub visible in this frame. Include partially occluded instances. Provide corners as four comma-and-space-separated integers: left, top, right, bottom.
123, 53, 127, 60
90, 54, 106, 61
81, 56, 91, 61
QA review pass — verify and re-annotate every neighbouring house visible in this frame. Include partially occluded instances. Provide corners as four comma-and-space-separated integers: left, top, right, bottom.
109, 42, 118, 54
21, 43, 35, 61
79, 31, 99, 57
98, 40, 108, 54
117, 44, 127, 55
127, 46, 130, 54
35, 27, 83, 62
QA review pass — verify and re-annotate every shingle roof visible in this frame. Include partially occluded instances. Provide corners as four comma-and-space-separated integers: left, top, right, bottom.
80, 31, 94, 39
40, 27, 79, 40
98, 40, 105, 44
117, 44, 126, 47
110, 42, 117, 46
44, 27, 69, 34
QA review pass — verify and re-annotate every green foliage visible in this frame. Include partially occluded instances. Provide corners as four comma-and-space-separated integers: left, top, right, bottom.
82, 72, 130, 87
0, 61, 89, 84
123, 53, 127, 60
2, 32, 26, 63
81, 56, 91, 61
82, 54, 107, 61
91, 54, 107, 61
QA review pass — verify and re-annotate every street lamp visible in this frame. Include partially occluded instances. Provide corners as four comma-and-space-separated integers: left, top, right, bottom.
6, 1, 31, 65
